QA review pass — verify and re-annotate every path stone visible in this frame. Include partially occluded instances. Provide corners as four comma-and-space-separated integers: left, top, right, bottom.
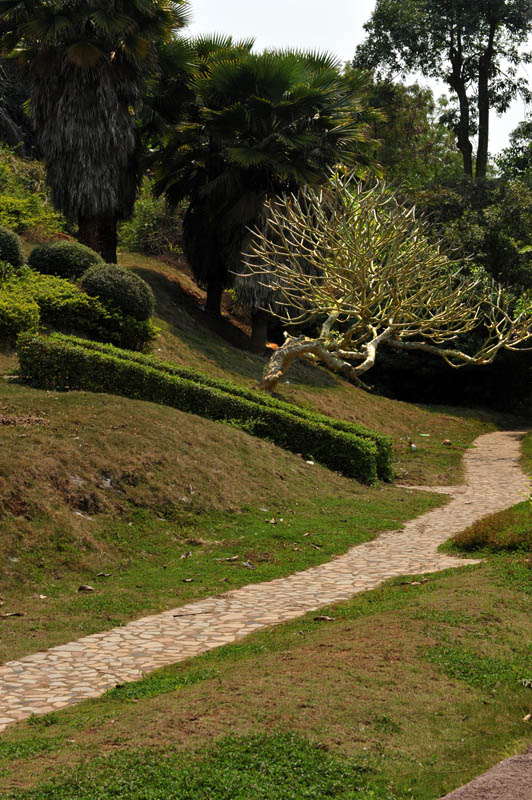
0, 430, 528, 733
439, 746, 532, 799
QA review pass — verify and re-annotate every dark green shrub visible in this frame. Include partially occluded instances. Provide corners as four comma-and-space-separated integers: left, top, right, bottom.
80, 264, 155, 321
53, 335, 393, 480
0, 286, 39, 341
17, 334, 379, 483
0, 225, 23, 267
4, 269, 157, 350
28, 241, 102, 280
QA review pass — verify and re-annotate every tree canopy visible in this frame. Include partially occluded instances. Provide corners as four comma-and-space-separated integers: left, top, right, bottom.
354, 0, 532, 180
154, 46, 381, 335
0, 0, 189, 261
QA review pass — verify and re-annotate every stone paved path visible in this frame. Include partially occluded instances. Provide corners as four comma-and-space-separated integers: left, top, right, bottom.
0, 430, 528, 733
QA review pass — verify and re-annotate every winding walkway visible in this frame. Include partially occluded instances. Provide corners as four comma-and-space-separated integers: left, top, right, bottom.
0, 429, 528, 733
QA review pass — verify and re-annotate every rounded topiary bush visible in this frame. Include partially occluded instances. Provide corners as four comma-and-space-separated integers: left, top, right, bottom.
28, 241, 103, 280
0, 226, 24, 267
80, 264, 155, 321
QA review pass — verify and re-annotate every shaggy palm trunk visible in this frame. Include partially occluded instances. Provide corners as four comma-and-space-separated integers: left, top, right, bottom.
250, 309, 269, 353
77, 215, 118, 263
100, 216, 118, 264
77, 216, 101, 255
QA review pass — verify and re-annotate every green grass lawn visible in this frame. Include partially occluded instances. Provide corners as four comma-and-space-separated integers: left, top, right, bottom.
1, 553, 531, 799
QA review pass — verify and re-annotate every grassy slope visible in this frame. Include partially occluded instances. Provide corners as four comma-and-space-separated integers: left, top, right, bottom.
0, 250, 503, 662
0, 249, 529, 797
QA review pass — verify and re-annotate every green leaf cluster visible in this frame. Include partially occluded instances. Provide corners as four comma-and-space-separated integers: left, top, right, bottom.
0, 269, 157, 349
0, 145, 66, 235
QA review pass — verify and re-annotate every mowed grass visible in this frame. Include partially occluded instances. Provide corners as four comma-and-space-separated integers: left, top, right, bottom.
0, 377, 445, 662
1, 554, 531, 799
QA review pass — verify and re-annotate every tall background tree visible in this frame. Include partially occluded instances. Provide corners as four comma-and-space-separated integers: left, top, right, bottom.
0, 0, 189, 262
354, 0, 532, 180
154, 47, 381, 347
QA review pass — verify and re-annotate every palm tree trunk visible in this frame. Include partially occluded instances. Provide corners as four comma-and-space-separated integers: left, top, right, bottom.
205, 280, 224, 315
77, 216, 101, 254
250, 309, 269, 353
100, 215, 118, 263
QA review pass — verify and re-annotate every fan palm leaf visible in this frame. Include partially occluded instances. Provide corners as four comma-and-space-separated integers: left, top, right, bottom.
0, 0, 189, 260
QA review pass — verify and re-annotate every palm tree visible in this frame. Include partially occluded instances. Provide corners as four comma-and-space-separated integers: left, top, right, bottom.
154, 48, 380, 346
0, 0, 189, 262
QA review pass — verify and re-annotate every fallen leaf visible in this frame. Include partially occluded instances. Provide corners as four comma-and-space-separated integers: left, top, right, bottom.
214, 555, 239, 562
314, 615, 335, 622
96, 572, 112, 578
523, 713, 531, 722
266, 518, 277, 524
311, 544, 322, 550
39, 594, 47, 599
303, 532, 311, 537
180, 551, 193, 559
183, 578, 194, 583
0, 612, 24, 618
78, 585, 95, 592
241, 561, 254, 569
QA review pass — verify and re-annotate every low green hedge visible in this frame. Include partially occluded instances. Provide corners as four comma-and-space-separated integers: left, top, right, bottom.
17, 333, 379, 484
47, 334, 393, 480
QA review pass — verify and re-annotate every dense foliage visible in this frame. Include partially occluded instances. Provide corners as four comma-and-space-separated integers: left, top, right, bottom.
0, 145, 65, 235
0, 268, 156, 349
0, 224, 23, 266
28, 241, 103, 280
154, 43, 380, 330
17, 333, 383, 484
355, 0, 532, 179
81, 264, 155, 321
119, 179, 184, 256
0, 0, 189, 262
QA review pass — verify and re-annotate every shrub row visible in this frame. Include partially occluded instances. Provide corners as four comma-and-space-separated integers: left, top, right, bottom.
17, 333, 380, 484
0, 270, 157, 349
49, 334, 393, 480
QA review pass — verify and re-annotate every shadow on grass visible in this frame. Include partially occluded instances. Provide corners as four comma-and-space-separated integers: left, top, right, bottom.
133, 265, 340, 390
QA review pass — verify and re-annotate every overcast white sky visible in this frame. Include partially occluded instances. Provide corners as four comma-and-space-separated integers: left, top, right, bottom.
185, 0, 532, 154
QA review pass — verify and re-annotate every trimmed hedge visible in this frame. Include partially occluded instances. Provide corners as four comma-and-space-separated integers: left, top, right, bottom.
28, 241, 103, 280
17, 333, 379, 484
47, 334, 393, 481
0, 225, 23, 267
81, 264, 155, 321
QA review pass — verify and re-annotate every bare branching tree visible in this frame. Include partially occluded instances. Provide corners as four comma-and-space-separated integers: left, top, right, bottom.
241, 176, 532, 392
